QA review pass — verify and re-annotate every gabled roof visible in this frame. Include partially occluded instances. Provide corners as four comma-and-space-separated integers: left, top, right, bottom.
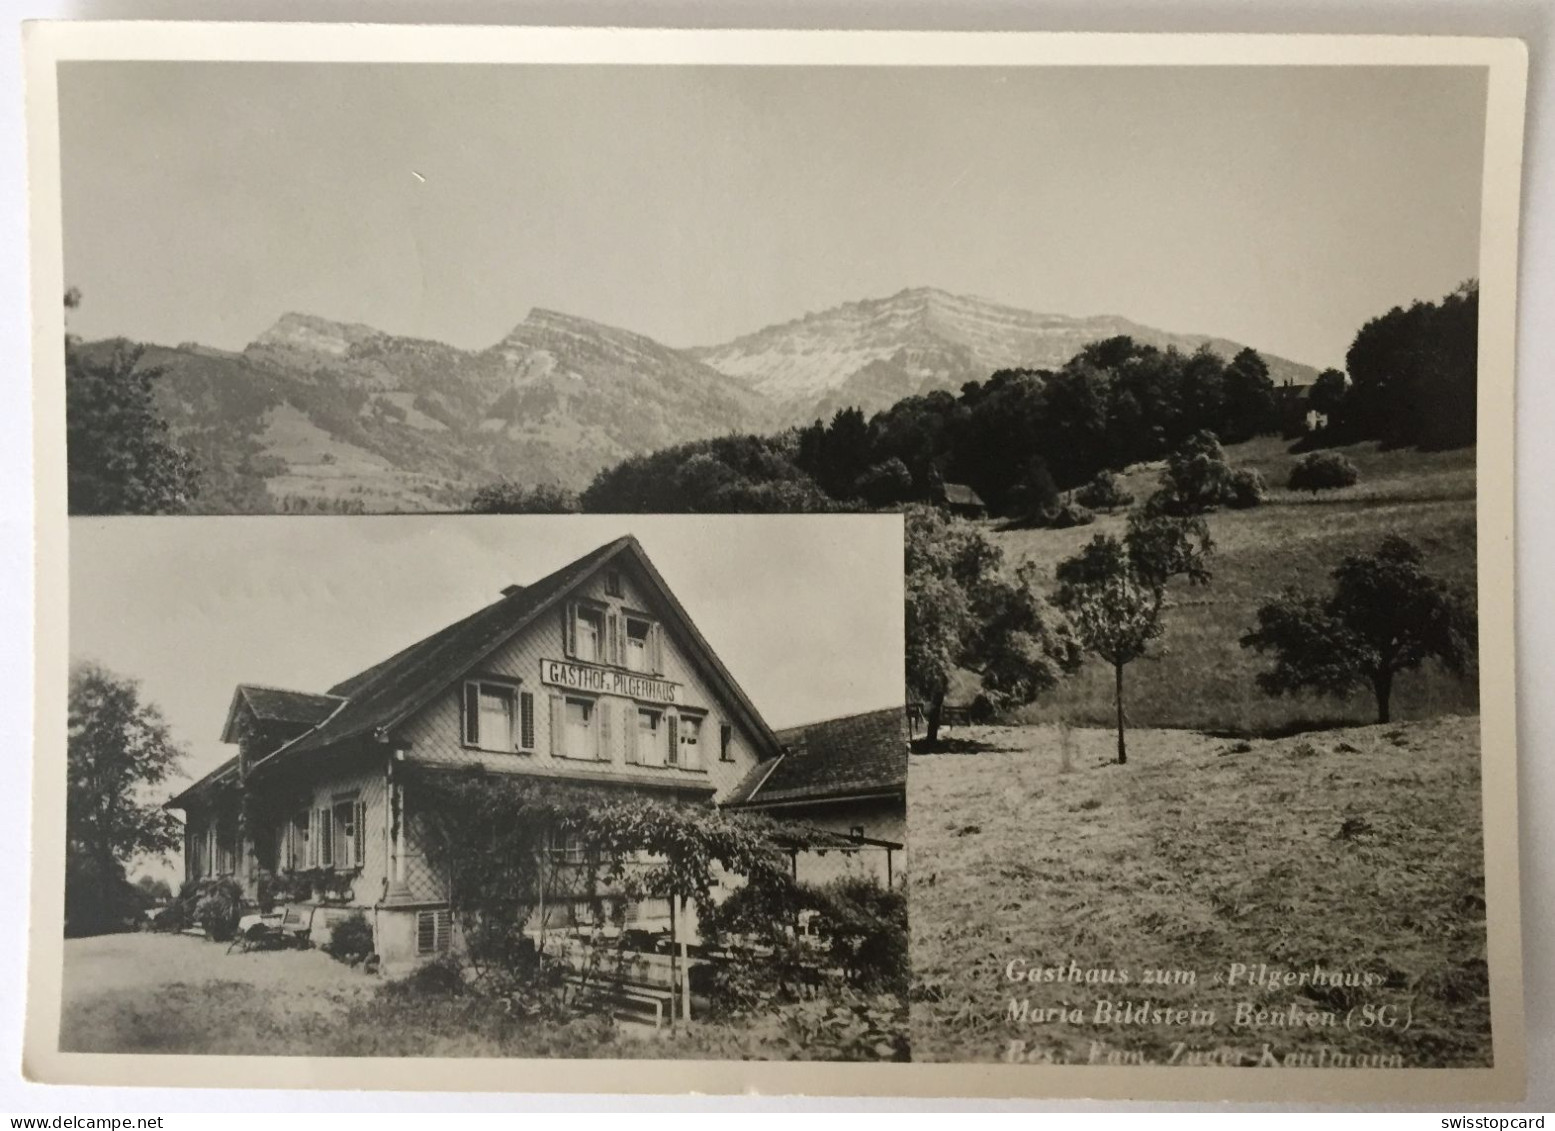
219, 685, 344, 743
726, 706, 907, 809
240, 535, 782, 780
938, 482, 986, 508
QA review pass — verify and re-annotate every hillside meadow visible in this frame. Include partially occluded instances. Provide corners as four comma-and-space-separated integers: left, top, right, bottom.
908, 715, 1490, 1066
998, 438, 1478, 736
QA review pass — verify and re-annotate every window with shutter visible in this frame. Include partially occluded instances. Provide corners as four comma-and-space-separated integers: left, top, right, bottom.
563, 697, 595, 760
679, 714, 701, 770
636, 708, 661, 766
519, 691, 535, 750
573, 606, 604, 663
667, 714, 680, 766
625, 617, 651, 672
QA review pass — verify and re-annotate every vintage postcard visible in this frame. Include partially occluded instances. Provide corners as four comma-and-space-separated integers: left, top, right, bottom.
25, 23, 1526, 1102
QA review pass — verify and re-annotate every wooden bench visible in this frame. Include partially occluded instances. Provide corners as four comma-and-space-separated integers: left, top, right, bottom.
563, 972, 676, 1029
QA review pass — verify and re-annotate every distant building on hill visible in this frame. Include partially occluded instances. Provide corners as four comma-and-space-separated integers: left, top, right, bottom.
1273, 380, 1326, 436
932, 482, 988, 519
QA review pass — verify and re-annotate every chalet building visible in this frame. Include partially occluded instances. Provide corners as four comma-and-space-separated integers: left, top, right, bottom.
168, 535, 901, 970
726, 707, 907, 890
932, 482, 988, 520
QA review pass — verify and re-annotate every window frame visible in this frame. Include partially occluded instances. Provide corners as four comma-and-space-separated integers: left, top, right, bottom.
623, 615, 653, 673
677, 712, 704, 770
562, 695, 596, 761
574, 605, 606, 664
462, 678, 534, 753
635, 706, 664, 766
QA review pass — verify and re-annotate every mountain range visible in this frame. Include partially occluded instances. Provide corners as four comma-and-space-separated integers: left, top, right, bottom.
95, 287, 1319, 512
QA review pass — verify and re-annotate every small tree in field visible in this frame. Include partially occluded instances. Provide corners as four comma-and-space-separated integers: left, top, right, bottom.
1074, 470, 1134, 514
1288, 451, 1360, 494
1240, 535, 1475, 724
1149, 431, 1235, 516
906, 505, 1080, 744
1055, 514, 1213, 763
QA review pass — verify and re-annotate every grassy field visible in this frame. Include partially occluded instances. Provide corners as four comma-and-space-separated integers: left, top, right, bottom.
994, 438, 1478, 735
908, 715, 1490, 1066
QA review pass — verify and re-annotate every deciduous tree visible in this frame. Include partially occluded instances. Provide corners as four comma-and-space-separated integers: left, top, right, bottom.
905, 506, 1080, 744
67, 662, 186, 936
1056, 514, 1213, 763
1240, 535, 1475, 723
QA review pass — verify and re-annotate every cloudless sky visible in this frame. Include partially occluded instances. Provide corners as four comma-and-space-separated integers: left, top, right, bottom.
58, 62, 1487, 370
68, 515, 905, 798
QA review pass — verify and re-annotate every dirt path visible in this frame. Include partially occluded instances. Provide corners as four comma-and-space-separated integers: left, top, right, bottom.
60, 932, 379, 1053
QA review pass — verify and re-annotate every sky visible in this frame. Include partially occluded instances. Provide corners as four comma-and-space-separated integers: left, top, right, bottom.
68, 515, 905, 800
57, 62, 1488, 371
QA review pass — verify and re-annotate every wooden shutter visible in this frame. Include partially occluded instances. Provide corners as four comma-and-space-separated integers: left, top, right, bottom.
463, 682, 479, 746
519, 691, 535, 750
549, 694, 565, 757
667, 714, 679, 766
563, 603, 577, 657
625, 706, 640, 765
307, 811, 318, 868
321, 807, 336, 868
598, 699, 612, 761
353, 800, 366, 867
607, 612, 621, 666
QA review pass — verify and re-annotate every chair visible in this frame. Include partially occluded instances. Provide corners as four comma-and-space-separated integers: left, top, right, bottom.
225, 905, 315, 953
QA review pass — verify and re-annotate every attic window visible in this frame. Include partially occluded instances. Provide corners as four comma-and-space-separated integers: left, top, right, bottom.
605, 570, 623, 598
625, 617, 651, 672
574, 606, 605, 663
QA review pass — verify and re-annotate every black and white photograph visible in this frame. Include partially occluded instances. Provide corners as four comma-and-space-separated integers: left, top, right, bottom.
23, 25, 1527, 1103
62, 515, 907, 1060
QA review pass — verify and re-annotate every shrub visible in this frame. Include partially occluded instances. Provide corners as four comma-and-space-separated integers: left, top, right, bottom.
809, 877, 910, 998
1288, 451, 1359, 493
1074, 470, 1134, 513
386, 955, 469, 999
1226, 467, 1266, 509
326, 911, 375, 965
1047, 501, 1096, 529
761, 993, 910, 1062
194, 878, 243, 942
968, 693, 996, 724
